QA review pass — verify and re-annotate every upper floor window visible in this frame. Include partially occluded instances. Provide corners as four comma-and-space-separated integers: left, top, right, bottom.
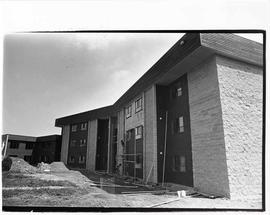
9, 142, 19, 149
81, 122, 87, 131
126, 105, 132, 118
171, 86, 183, 99
79, 155, 86, 164
71, 124, 77, 132
177, 87, 182, 97
25, 142, 33, 150
135, 97, 143, 112
135, 126, 143, 139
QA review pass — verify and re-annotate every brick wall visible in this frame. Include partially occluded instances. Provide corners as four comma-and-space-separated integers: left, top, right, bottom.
144, 85, 158, 183
60, 125, 70, 164
188, 57, 230, 197
86, 120, 98, 171
216, 55, 263, 200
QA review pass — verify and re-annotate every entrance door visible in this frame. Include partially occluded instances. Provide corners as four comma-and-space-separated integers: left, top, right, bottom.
95, 119, 109, 171
165, 74, 193, 186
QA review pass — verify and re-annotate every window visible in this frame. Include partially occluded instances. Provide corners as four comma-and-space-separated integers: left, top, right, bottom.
71, 124, 77, 132
79, 155, 85, 164
180, 156, 186, 172
126, 105, 132, 118
80, 139, 87, 146
135, 126, 143, 139
135, 97, 142, 112
178, 116, 184, 133
126, 130, 132, 141
9, 142, 19, 149
172, 155, 186, 172
81, 122, 87, 131
135, 154, 142, 168
171, 86, 183, 99
69, 156, 75, 163
172, 116, 184, 134
177, 87, 182, 97
70, 140, 77, 147
25, 142, 33, 150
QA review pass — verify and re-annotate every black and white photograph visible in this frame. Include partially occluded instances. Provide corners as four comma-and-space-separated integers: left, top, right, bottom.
0, 0, 268, 213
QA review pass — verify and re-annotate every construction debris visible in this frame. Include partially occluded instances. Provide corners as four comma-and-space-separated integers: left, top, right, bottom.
8, 157, 37, 174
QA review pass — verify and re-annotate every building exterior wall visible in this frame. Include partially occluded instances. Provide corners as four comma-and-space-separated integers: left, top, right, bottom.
6, 141, 33, 159
125, 94, 144, 131
60, 125, 70, 164
86, 119, 98, 171
144, 85, 158, 183
188, 57, 230, 197
216, 55, 263, 200
117, 110, 125, 175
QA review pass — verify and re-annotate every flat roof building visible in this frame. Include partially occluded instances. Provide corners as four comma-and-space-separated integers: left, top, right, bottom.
55, 33, 263, 201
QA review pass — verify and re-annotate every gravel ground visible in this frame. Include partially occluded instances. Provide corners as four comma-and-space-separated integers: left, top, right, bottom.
2, 158, 262, 209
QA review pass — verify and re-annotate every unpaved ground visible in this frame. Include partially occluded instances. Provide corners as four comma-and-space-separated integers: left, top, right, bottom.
2, 158, 262, 209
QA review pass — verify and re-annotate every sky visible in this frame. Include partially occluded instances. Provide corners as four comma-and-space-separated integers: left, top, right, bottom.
0, 0, 268, 138
2, 32, 263, 136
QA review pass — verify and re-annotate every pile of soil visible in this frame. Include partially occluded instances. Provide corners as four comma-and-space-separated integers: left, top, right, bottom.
8, 157, 37, 174
37, 162, 51, 172
49, 162, 69, 172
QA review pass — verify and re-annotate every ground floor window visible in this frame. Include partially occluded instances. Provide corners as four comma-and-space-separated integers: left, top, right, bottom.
79, 155, 86, 164
69, 155, 75, 163
172, 155, 186, 172
24, 155, 32, 162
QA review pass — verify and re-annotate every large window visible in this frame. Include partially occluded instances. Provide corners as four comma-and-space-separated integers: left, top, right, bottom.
9, 142, 19, 149
135, 126, 143, 139
126, 105, 132, 118
71, 124, 77, 132
171, 86, 183, 99
135, 97, 142, 112
25, 142, 33, 150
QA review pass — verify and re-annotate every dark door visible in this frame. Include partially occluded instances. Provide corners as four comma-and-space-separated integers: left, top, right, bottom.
124, 129, 135, 177
95, 119, 109, 171
164, 74, 193, 186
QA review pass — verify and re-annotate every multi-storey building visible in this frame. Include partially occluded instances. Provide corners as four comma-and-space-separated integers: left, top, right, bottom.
55, 33, 263, 200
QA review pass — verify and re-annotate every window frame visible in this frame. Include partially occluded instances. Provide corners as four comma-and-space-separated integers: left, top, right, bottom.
9, 142, 19, 149
135, 125, 143, 139
78, 155, 86, 164
126, 105, 132, 118
81, 122, 87, 131
135, 97, 143, 113
71, 124, 77, 132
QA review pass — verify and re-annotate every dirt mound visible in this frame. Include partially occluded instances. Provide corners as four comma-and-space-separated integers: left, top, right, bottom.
49, 162, 69, 172
37, 162, 51, 172
9, 157, 37, 174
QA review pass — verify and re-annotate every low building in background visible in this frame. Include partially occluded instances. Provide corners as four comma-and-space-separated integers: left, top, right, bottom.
2, 134, 62, 165
31, 135, 62, 165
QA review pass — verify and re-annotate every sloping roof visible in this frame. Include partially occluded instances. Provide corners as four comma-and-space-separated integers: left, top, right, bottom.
55, 105, 114, 127
55, 33, 263, 126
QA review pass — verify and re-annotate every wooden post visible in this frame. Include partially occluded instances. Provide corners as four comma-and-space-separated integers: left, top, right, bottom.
162, 111, 168, 187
